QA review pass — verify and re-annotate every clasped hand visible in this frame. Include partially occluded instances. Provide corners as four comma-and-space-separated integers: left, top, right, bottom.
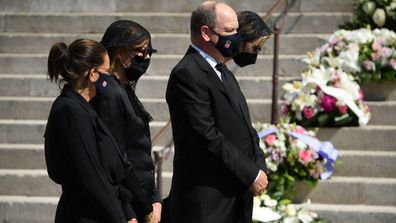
251, 170, 268, 196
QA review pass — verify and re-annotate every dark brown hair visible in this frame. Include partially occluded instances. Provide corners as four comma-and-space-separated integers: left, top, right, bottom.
47, 39, 107, 89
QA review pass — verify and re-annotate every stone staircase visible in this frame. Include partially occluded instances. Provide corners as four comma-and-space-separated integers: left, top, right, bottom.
0, 0, 395, 222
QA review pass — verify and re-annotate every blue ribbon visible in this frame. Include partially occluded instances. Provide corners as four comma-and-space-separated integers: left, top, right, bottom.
258, 127, 338, 180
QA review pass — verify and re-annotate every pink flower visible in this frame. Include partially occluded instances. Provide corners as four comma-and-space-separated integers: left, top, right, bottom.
338, 105, 348, 114
372, 42, 382, 51
359, 89, 365, 101
303, 106, 315, 119
265, 134, 277, 147
320, 43, 330, 53
299, 149, 313, 164
371, 51, 381, 61
320, 95, 337, 112
390, 59, 396, 70
363, 59, 375, 71
295, 126, 306, 134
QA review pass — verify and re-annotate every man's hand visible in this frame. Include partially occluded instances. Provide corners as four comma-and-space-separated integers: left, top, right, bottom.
251, 170, 268, 196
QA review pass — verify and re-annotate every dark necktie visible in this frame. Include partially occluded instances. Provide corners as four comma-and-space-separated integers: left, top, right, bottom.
216, 63, 243, 109
215, 63, 234, 96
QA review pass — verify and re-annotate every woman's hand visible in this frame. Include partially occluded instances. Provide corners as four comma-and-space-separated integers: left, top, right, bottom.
151, 202, 162, 223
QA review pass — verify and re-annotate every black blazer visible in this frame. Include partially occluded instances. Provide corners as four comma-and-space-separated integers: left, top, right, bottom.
91, 75, 161, 219
44, 85, 150, 223
165, 46, 267, 223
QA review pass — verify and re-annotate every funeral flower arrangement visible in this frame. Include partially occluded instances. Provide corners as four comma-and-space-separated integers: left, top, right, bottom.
305, 28, 396, 84
280, 29, 392, 127
254, 122, 337, 201
251, 122, 337, 223
341, 0, 396, 32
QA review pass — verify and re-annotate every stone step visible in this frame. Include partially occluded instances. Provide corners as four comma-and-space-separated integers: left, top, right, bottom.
0, 196, 58, 223
0, 144, 171, 170
0, 120, 169, 144
0, 196, 394, 223
310, 204, 396, 223
1, 12, 350, 34
0, 54, 306, 76
0, 0, 352, 13
0, 170, 61, 197
310, 177, 396, 206
0, 32, 328, 55
1, 170, 395, 206
316, 126, 396, 150
0, 75, 296, 99
1, 120, 396, 149
0, 144, 45, 169
0, 97, 394, 125
334, 150, 396, 178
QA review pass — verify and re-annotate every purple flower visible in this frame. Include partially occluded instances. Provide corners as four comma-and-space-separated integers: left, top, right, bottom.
320, 95, 337, 112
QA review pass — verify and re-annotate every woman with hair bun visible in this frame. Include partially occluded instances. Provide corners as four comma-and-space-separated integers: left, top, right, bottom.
44, 39, 142, 223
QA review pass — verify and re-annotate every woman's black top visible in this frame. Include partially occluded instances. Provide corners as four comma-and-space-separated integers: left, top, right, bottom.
91, 75, 161, 219
44, 85, 151, 223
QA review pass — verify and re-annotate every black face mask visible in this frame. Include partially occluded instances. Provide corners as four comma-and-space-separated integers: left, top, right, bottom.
94, 72, 111, 94
124, 55, 151, 81
233, 52, 258, 67
212, 30, 242, 58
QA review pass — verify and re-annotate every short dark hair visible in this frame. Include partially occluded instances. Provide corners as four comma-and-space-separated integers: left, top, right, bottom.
190, 4, 216, 39
47, 39, 107, 89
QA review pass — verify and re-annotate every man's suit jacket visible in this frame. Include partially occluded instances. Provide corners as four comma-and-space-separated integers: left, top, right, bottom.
165, 46, 267, 223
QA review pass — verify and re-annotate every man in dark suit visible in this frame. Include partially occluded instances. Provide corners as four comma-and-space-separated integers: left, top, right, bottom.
165, 1, 268, 223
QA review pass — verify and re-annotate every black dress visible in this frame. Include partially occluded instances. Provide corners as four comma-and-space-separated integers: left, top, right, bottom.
44, 85, 150, 223
91, 74, 161, 220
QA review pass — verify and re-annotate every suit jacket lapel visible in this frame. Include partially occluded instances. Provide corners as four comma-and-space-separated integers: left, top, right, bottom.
226, 73, 254, 128
187, 46, 246, 122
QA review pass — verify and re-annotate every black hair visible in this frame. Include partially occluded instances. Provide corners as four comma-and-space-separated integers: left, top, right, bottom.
101, 20, 152, 64
237, 11, 272, 41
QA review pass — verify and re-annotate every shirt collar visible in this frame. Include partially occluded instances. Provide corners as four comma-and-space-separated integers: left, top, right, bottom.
191, 44, 218, 70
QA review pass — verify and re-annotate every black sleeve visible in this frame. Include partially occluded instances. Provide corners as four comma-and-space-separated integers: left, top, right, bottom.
167, 67, 260, 187
61, 110, 126, 223
151, 183, 162, 204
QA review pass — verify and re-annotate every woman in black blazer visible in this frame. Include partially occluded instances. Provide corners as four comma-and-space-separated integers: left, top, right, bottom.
44, 39, 151, 223
91, 20, 161, 223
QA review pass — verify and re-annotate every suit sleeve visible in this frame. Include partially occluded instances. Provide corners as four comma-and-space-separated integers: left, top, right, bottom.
61, 110, 126, 223
167, 67, 260, 187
